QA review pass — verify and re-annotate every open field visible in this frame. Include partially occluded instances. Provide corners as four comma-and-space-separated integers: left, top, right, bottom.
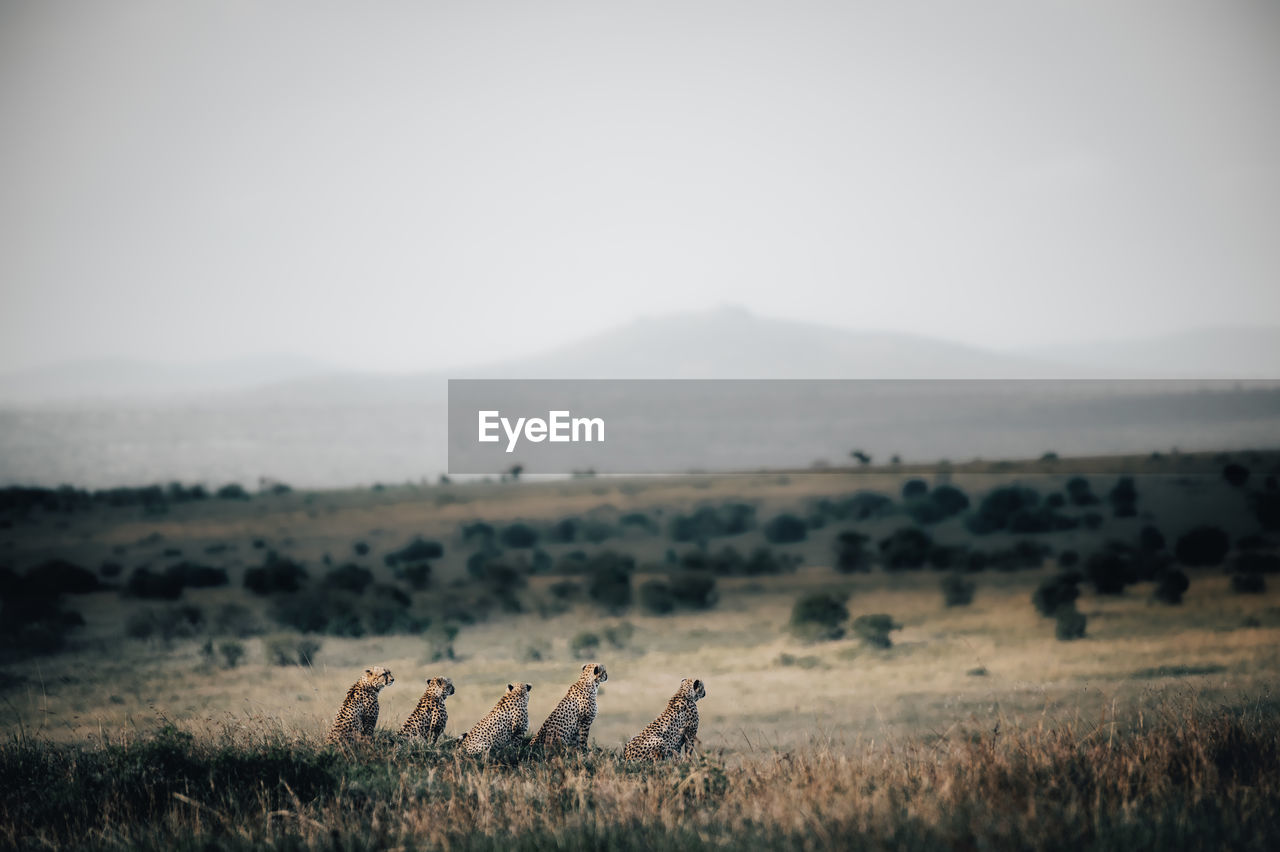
3, 450, 1280, 848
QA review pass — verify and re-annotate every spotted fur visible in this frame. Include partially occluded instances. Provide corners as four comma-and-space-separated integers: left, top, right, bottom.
461, 682, 532, 755
533, 663, 607, 751
622, 677, 705, 760
401, 676, 455, 743
327, 666, 394, 744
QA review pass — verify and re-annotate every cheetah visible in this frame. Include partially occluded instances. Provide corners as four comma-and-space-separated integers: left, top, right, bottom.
400, 676, 455, 744
533, 663, 607, 751
327, 666, 395, 744
622, 677, 705, 761
461, 682, 532, 755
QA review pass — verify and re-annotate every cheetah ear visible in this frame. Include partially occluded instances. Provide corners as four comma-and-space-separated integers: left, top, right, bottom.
507, 683, 514, 692
593, 665, 602, 677
693, 679, 703, 691
526, 683, 533, 692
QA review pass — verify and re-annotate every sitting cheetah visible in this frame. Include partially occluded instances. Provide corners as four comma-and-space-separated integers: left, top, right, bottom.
461, 682, 532, 755
400, 676, 455, 743
622, 677, 706, 761
327, 666, 395, 744
533, 663, 608, 751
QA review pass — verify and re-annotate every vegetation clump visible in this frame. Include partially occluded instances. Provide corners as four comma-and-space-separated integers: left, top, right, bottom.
789, 592, 849, 641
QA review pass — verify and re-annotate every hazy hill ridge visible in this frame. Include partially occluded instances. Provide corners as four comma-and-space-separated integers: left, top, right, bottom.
2, 308, 1277, 405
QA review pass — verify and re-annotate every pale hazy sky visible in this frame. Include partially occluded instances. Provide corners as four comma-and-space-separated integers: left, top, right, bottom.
2, 0, 1278, 373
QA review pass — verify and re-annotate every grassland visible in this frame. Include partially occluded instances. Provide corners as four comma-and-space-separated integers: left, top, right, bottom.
2, 450, 1279, 849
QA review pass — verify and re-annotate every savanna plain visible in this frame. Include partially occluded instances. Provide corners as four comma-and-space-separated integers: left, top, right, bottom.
3, 450, 1280, 850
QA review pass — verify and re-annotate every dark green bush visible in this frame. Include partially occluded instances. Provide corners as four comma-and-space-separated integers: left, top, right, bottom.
324, 563, 374, 594
1234, 552, 1280, 575
1223, 463, 1250, 488
1085, 545, 1136, 594
852, 614, 901, 649
1055, 605, 1087, 640
165, 561, 229, 588
1033, 572, 1082, 616
125, 567, 184, 600
966, 486, 1040, 535
906, 484, 971, 525
384, 537, 444, 565
353, 541, 370, 556
668, 503, 756, 541
587, 558, 632, 611
1108, 477, 1138, 517
1175, 526, 1230, 567
902, 479, 929, 500
879, 527, 934, 570
833, 531, 871, 573
243, 552, 308, 595
1065, 477, 1099, 506
500, 523, 539, 548
1059, 550, 1080, 567
811, 492, 894, 522
21, 559, 101, 596
570, 631, 600, 658
1154, 570, 1190, 605
789, 592, 848, 641
216, 483, 250, 500
762, 513, 807, 544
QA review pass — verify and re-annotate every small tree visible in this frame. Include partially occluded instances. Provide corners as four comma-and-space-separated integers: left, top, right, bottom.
763, 514, 807, 544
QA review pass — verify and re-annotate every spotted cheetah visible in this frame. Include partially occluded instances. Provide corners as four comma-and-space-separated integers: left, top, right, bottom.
400, 676, 455, 743
622, 677, 705, 760
533, 663, 607, 751
327, 666, 394, 744
461, 682, 532, 755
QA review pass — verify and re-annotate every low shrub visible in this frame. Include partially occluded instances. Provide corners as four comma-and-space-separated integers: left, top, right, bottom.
324, 563, 374, 594
879, 527, 933, 570
1108, 476, 1138, 517
244, 552, 308, 595
638, 580, 675, 614
762, 513, 807, 544
941, 573, 975, 607
833, 531, 872, 573
218, 640, 245, 668
966, 486, 1040, 535
1222, 463, 1250, 488
125, 567, 184, 600
668, 503, 756, 541
1154, 570, 1190, 605
789, 592, 848, 642
265, 634, 321, 666
499, 523, 539, 549
570, 631, 600, 659
852, 614, 901, 649
1175, 526, 1230, 567
1033, 572, 1082, 617
384, 537, 444, 565
1065, 476, 1099, 506
1055, 605, 1087, 640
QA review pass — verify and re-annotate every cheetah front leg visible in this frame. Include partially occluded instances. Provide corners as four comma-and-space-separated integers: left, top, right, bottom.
679, 717, 700, 757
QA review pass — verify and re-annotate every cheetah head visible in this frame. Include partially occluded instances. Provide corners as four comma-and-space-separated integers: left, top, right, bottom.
506, 682, 533, 701
581, 662, 608, 684
362, 666, 394, 690
427, 676, 455, 698
678, 677, 706, 701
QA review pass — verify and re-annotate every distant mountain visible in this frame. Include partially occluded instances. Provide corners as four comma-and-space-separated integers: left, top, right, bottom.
1013, 327, 1280, 379
455, 306, 1076, 380
3, 311, 1276, 406
0, 353, 334, 403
